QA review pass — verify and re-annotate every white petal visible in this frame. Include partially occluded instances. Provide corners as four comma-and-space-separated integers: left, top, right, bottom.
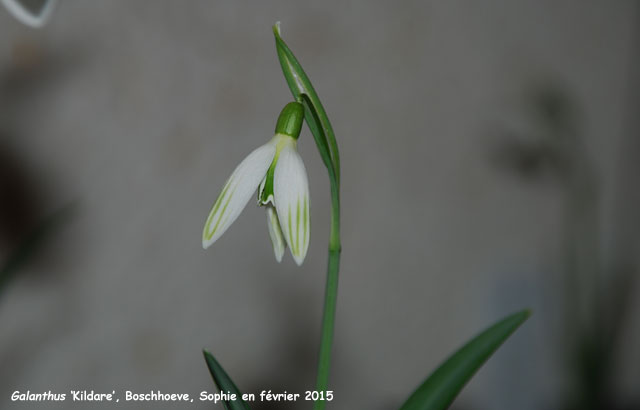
2, 0, 57, 28
274, 142, 310, 265
266, 206, 285, 262
202, 143, 276, 249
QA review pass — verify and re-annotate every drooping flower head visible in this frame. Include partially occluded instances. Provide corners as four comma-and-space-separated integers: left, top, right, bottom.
203, 102, 310, 265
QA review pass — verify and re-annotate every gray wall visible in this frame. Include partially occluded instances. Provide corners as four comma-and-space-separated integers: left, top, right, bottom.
1, 1, 638, 409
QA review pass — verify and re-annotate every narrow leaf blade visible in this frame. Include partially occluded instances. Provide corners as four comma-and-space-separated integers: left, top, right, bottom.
400, 309, 531, 410
203, 350, 251, 410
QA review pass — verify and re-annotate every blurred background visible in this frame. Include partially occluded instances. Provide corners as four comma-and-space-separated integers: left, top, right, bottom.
0, 1, 638, 409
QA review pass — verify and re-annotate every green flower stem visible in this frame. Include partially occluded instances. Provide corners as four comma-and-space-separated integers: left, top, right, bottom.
314, 158, 341, 410
273, 24, 342, 410
298, 94, 341, 410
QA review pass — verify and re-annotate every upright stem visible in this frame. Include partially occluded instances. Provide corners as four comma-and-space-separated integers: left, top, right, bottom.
271, 23, 342, 408
314, 170, 341, 410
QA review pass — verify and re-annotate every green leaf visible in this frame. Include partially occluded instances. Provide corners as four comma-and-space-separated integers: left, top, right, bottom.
399, 309, 531, 410
203, 350, 251, 410
273, 23, 340, 184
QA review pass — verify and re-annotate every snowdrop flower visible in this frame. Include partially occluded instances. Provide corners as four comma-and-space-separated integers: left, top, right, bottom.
2, 0, 57, 28
203, 102, 310, 265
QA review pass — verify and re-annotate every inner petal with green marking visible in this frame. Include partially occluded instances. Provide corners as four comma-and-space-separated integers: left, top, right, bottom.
258, 133, 296, 206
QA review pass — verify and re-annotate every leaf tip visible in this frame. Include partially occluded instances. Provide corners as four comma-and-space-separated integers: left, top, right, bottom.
517, 308, 533, 321
202, 349, 219, 372
273, 21, 282, 37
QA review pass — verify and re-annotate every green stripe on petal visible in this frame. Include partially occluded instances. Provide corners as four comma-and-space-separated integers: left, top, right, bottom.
204, 180, 232, 239
273, 141, 310, 265
210, 187, 237, 236
303, 195, 308, 249
296, 198, 302, 252
266, 206, 286, 262
288, 203, 294, 255
202, 142, 277, 249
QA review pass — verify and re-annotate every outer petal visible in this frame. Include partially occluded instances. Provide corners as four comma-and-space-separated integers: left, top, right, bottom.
274, 142, 310, 265
266, 206, 285, 262
202, 143, 276, 249
2, 0, 57, 28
